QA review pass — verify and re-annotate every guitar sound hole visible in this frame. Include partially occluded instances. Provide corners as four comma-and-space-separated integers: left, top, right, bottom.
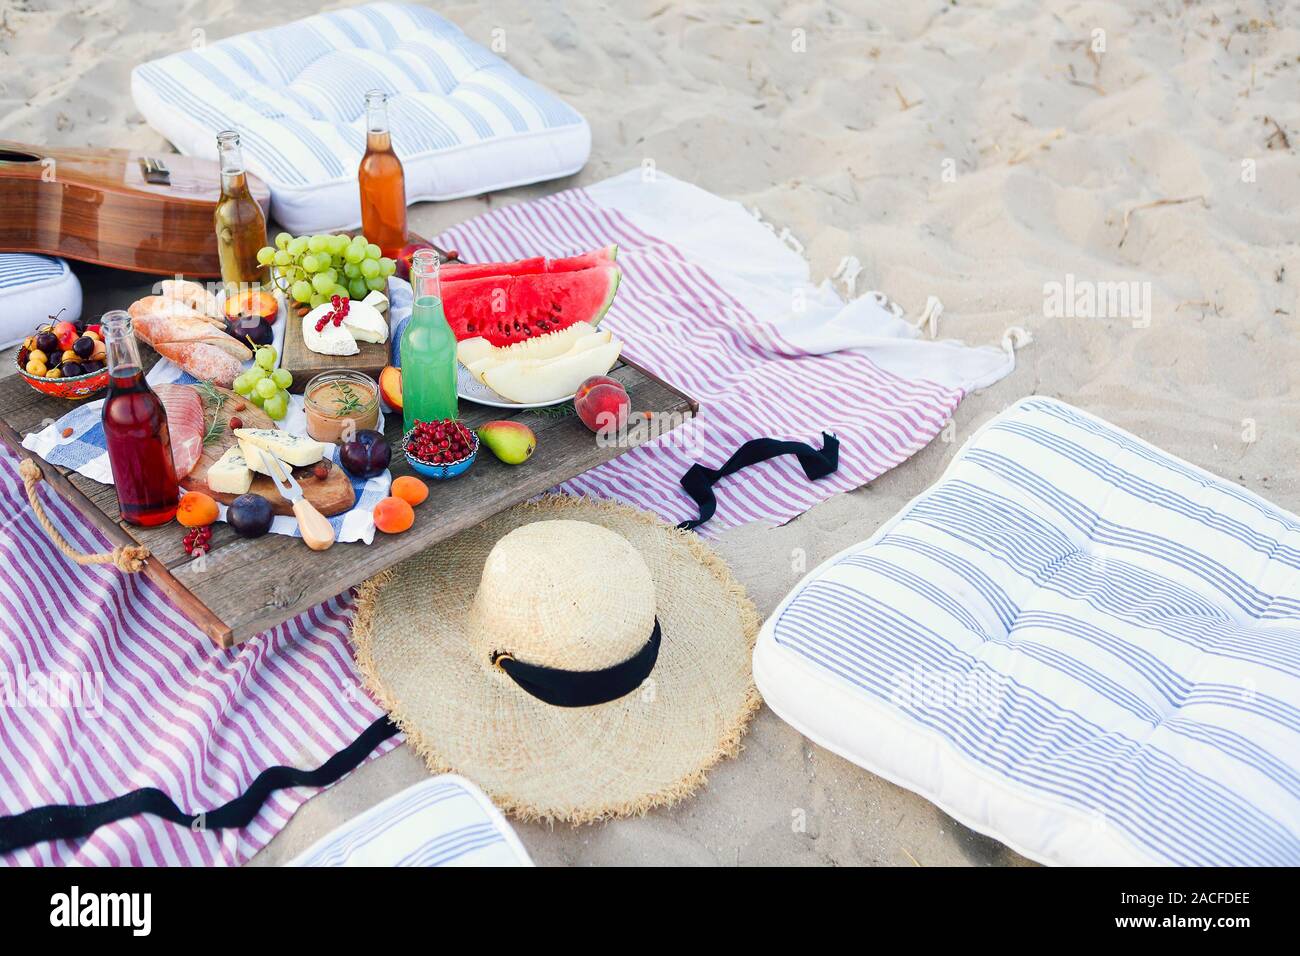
0, 149, 41, 163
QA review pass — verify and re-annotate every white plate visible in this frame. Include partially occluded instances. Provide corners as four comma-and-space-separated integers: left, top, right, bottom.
456, 363, 575, 409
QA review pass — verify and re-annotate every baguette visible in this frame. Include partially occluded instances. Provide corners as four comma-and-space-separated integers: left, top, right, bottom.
127, 288, 251, 386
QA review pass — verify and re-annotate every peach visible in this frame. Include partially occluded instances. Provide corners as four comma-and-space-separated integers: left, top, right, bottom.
575, 379, 630, 433
378, 365, 402, 412
373, 496, 415, 534
177, 491, 219, 528
391, 475, 428, 506
575, 375, 621, 403
394, 242, 436, 282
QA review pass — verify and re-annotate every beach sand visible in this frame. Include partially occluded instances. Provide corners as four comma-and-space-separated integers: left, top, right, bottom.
2, 0, 1296, 865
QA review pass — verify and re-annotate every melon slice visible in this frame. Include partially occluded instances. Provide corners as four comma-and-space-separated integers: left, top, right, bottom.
483, 341, 623, 404
456, 337, 495, 367
466, 330, 615, 384
442, 266, 621, 346
441, 245, 617, 283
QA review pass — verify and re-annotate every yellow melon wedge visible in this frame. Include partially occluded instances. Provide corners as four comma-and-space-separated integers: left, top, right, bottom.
466, 355, 502, 384
457, 337, 494, 367
483, 341, 623, 404
496, 322, 598, 362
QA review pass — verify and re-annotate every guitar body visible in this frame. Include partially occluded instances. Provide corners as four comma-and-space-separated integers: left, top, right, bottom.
0, 140, 272, 277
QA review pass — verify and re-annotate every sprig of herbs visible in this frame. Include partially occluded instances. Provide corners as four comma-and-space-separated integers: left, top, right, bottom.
331, 380, 365, 415
193, 379, 228, 446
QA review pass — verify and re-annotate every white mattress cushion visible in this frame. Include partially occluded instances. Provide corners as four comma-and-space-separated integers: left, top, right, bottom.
288, 774, 531, 867
755, 396, 1300, 866
0, 254, 82, 349
130, 3, 590, 234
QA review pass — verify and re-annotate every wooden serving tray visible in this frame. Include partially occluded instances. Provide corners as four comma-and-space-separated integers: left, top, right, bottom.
0, 355, 697, 648
279, 293, 390, 395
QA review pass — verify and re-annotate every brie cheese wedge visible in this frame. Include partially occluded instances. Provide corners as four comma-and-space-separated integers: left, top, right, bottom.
303, 304, 359, 356
361, 290, 389, 313
341, 300, 389, 344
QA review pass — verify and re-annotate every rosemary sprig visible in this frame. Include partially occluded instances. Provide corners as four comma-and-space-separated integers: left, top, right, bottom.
193, 379, 228, 446
331, 380, 365, 415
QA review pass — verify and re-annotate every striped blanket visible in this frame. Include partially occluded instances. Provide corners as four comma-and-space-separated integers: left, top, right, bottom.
442, 170, 1013, 534
755, 397, 1300, 865
1, 171, 1010, 864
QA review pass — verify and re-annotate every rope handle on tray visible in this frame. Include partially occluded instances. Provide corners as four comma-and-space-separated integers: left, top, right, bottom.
17, 458, 149, 573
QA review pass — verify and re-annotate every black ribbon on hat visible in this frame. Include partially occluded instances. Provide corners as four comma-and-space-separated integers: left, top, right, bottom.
492, 618, 661, 708
677, 432, 840, 531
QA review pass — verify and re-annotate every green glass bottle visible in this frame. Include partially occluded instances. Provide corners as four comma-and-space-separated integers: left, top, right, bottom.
400, 249, 458, 431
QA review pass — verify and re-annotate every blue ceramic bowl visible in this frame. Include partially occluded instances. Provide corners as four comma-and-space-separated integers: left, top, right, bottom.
402, 428, 477, 480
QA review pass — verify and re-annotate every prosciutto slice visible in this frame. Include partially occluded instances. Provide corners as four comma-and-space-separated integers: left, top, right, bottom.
153, 383, 205, 478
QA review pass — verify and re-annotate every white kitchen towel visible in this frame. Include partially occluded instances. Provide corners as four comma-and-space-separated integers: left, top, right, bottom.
432, 169, 1023, 535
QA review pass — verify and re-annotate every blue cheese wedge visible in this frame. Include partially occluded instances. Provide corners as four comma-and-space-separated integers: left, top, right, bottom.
341, 300, 388, 344
207, 445, 252, 495
233, 428, 325, 467
303, 304, 358, 356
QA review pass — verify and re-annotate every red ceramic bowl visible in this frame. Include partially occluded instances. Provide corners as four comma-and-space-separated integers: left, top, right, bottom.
14, 345, 109, 400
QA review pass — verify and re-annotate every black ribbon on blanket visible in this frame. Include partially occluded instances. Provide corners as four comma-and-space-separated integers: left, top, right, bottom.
0, 715, 398, 856
677, 432, 840, 531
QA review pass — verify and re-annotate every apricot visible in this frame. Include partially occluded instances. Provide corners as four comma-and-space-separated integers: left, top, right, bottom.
390, 475, 428, 506
177, 491, 219, 528
373, 496, 414, 534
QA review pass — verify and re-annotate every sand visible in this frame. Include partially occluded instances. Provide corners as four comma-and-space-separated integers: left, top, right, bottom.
2, 0, 1296, 865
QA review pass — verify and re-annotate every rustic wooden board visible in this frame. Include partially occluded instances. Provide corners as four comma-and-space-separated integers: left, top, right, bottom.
179, 384, 355, 517
279, 286, 392, 394
0, 352, 697, 646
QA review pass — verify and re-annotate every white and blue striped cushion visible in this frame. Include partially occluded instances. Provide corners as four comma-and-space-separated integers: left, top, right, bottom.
0, 254, 82, 349
754, 396, 1300, 866
131, 3, 590, 233
289, 775, 531, 867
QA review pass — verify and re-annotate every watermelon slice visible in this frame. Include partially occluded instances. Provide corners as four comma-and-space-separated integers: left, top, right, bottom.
442, 265, 621, 346
440, 245, 617, 284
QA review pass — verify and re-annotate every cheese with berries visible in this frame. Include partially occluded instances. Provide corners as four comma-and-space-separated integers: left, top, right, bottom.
303, 303, 359, 356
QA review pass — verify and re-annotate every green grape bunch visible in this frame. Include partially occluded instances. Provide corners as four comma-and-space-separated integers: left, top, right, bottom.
257, 232, 398, 309
232, 345, 294, 420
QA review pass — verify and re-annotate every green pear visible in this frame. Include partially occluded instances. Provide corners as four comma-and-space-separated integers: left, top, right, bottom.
477, 420, 536, 465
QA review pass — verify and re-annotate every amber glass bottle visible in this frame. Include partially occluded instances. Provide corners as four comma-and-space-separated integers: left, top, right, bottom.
358, 90, 407, 259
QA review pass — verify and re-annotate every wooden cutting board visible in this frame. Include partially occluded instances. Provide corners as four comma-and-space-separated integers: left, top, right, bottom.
179, 385, 355, 517
280, 290, 392, 394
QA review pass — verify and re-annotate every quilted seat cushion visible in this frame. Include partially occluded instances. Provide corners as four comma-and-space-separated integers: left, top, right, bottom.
755, 396, 1300, 865
0, 254, 82, 349
288, 775, 531, 866
131, 3, 590, 233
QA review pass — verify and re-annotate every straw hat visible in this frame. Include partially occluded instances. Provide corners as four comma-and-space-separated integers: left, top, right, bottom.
352, 496, 761, 824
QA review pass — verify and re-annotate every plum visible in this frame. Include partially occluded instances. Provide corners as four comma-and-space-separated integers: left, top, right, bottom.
339, 429, 391, 479
227, 493, 273, 538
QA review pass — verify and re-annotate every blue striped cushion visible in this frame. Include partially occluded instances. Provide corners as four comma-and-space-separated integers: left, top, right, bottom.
755, 396, 1300, 865
288, 775, 531, 867
0, 254, 81, 349
130, 3, 589, 233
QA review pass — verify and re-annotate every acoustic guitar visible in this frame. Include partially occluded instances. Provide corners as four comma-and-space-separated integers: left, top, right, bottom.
0, 140, 271, 277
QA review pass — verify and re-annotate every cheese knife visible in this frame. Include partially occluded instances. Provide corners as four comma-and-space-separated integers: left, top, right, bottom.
256, 449, 336, 551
